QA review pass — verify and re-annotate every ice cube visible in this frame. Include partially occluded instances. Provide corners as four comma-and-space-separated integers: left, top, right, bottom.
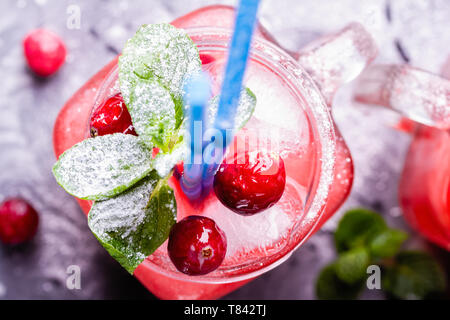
354, 64, 450, 130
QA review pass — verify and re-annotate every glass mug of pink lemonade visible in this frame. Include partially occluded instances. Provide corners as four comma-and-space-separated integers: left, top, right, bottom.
53, 5, 377, 299
354, 62, 450, 251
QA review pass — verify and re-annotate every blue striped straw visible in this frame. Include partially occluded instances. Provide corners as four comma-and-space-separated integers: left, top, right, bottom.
202, 0, 261, 192
181, 72, 210, 200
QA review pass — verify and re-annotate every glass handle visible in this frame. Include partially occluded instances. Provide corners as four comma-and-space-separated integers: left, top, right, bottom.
297, 22, 378, 106
354, 64, 450, 130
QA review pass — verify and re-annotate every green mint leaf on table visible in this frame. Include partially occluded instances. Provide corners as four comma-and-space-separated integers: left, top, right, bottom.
334, 208, 387, 253
316, 264, 364, 300
208, 87, 257, 130
382, 251, 446, 300
335, 247, 370, 284
317, 207, 447, 300
369, 229, 408, 259
52, 133, 154, 201
88, 171, 177, 274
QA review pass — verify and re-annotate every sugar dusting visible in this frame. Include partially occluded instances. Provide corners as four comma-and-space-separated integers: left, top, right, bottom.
128, 79, 176, 148
88, 173, 162, 265
119, 23, 201, 104
89, 175, 158, 242
53, 133, 153, 200
154, 143, 188, 177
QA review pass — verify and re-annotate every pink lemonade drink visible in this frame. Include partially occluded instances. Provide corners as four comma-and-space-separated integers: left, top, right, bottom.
354, 63, 450, 250
399, 61, 450, 251
400, 126, 450, 250
53, 6, 377, 299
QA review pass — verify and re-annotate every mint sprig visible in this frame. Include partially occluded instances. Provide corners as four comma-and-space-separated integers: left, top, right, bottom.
316, 208, 446, 300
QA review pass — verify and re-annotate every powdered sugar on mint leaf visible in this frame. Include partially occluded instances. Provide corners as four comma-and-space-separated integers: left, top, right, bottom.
52, 133, 154, 201
88, 171, 177, 274
119, 23, 201, 104
119, 23, 201, 151
127, 79, 177, 150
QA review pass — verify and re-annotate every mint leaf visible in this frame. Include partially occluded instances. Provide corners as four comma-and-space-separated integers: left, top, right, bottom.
119, 23, 201, 104
119, 23, 201, 152
52, 134, 153, 201
316, 264, 364, 300
208, 87, 257, 130
382, 251, 446, 300
127, 79, 177, 151
335, 247, 370, 284
369, 229, 408, 259
174, 98, 185, 131
334, 208, 387, 253
88, 171, 177, 274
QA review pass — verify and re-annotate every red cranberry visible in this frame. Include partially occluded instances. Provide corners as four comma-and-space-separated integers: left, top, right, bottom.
0, 198, 39, 245
23, 29, 67, 77
152, 148, 160, 159
168, 216, 227, 275
89, 93, 137, 137
214, 150, 286, 215
173, 162, 184, 180
200, 53, 215, 65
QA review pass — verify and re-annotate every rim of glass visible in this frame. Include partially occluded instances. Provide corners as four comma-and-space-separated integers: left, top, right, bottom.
91, 27, 336, 283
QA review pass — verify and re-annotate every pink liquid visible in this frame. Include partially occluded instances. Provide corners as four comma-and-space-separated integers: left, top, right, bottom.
400, 126, 450, 250
398, 56, 450, 251
53, 5, 353, 299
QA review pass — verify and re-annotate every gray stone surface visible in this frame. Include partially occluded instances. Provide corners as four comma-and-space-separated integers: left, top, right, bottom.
0, 0, 449, 299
